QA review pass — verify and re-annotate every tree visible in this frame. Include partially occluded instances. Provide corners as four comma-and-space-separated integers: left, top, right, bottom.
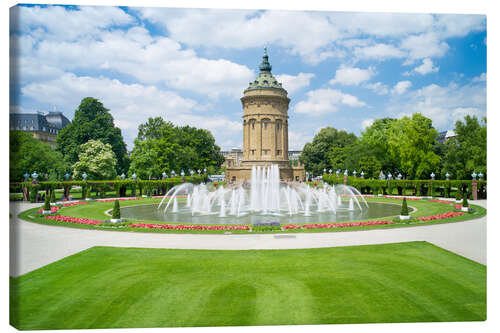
10, 131, 69, 182
442, 116, 486, 179
359, 118, 397, 171
401, 197, 409, 216
72, 140, 117, 180
386, 113, 441, 179
358, 156, 381, 179
300, 127, 357, 175
128, 117, 225, 179
56, 97, 129, 175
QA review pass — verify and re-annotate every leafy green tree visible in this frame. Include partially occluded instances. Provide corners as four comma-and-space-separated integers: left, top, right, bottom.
442, 116, 486, 179
387, 113, 441, 179
129, 117, 225, 179
358, 156, 382, 179
359, 118, 397, 171
56, 97, 129, 175
300, 127, 357, 175
72, 140, 117, 180
10, 131, 69, 182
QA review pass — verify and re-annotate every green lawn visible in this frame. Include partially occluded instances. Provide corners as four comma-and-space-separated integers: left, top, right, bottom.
10, 242, 486, 329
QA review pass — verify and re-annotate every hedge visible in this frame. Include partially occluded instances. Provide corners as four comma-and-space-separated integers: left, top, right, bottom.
322, 175, 486, 198
10, 176, 207, 201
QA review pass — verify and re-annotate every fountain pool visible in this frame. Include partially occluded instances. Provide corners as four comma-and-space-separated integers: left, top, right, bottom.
120, 165, 406, 225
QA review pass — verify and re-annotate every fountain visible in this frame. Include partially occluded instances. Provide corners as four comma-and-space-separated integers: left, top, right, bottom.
156, 165, 369, 223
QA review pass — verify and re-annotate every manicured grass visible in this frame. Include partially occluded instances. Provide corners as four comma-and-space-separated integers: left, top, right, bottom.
10, 241, 486, 329
17, 197, 486, 234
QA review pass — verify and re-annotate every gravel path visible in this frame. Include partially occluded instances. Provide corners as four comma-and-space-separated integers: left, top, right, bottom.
10, 200, 487, 277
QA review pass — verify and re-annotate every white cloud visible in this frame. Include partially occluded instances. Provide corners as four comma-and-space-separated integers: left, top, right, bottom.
388, 81, 486, 128
11, 5, 135, 41
400, 32, 449, 62
353, 43, 405, 61
391, 81, 412, 95
138, 8, 342, 65
12, 24, 254, 99
288, 130, 314, 150
472, 73, 487, 82
329, 66, 374, 86
294, 88, 366, 115
364, 82, 389, 95
20, 73, 242, 147
275, 73, 315, 95
413, 58, 439, 75
361, 118, 374, 129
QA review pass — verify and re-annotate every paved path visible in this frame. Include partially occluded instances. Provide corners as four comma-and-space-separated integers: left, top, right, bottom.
10, 200, 487, 277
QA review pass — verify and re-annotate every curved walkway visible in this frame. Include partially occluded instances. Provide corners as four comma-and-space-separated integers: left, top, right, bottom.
10, 200, 486, 277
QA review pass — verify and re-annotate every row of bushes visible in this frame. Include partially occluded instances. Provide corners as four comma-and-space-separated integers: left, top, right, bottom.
322, 175, 487, 199
11, 176, 207, 202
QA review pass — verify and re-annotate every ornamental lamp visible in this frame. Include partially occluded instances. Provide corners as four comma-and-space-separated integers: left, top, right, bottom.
478, 172, 483, 180
162, 172, 167, 179
171, 170, 175, 177
190, 170, 195, 176
388, 172, 392, 180
353, 170, 357, 177
64, 173, 70, 180
336, 170, 340, 176
380, 172, 385, 180
471, 172, 477, 180
397, 173, 402, 180
181, 170, 185, 177
82, 172, 88, 181
361, 171, 365, 177
24, 172, 30, 182
132, 173, 137, 181
445, 172, 450, 180
120, 173, 126, 180
203, 168, 207, 174
430, 172, 435, 180
329, 169, 332, 175
344, 169, 348, 176
32, 171, 38, 180
197, 169, 201, 175
323, 168, 327, 174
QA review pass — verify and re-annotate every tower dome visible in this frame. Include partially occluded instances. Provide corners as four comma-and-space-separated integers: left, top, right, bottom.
244, 48, 287, 93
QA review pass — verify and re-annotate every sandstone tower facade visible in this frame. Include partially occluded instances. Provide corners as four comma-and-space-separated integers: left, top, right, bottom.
225, 49, 305, 182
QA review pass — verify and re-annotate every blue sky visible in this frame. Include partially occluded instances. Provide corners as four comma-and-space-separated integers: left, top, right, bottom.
10, 4, 486, 151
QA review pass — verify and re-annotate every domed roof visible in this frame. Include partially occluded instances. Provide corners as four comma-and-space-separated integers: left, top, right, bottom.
244, 48, 287, 93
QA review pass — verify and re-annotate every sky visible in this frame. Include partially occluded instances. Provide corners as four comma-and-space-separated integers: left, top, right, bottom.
9, 4, 487, 152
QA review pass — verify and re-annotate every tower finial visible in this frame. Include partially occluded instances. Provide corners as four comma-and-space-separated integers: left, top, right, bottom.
259, 47, 272, 72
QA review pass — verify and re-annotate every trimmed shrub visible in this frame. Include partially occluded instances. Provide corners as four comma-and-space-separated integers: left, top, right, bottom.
50, 189, 56, 203
43, 192, 51, 211
112, 199, 121, 219
462, 194, 469, 207
455, 189, 462, 200
401, 197, 409, 216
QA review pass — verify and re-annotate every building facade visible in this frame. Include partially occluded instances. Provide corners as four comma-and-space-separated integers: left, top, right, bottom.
10, 110, 70, 148
225, 49, 305, 182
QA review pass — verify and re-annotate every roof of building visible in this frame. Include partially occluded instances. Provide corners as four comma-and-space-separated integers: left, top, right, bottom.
244, 48, 287, 93
10, 110, 70, 134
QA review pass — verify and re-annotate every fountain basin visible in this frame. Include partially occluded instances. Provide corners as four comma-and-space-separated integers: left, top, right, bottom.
121, 202, 406, 225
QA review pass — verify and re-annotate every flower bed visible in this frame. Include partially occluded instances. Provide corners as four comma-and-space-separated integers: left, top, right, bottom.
45, 215, 101, 225
128, 223, 250, 231
428, 199, 455, 204
416, 211, 464, 221
37, 206, 61, 214
62, 201, 91, 207
97, 197, 141, 202
283, 220, 394, 230
384, 196, 422, 200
